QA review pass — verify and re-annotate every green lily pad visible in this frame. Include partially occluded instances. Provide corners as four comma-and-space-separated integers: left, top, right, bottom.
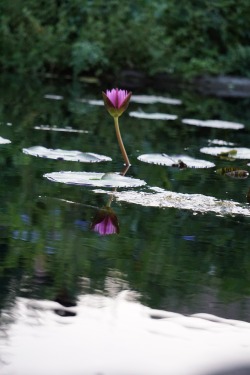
95, 188, 250, 217
130, 95, 182, 105
0, 136, 11, 144
138, 154, 215, 168
200, 147, 250, 159
129, 111, 177, 120
43, 171, 147, 188
22, 146, 111, 163
182, 118, 244, 130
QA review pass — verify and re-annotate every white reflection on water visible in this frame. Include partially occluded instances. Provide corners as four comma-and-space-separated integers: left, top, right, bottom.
1, 291, 250, 375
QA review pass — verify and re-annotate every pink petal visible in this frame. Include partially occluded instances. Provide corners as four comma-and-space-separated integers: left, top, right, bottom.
105, 88, 130, 109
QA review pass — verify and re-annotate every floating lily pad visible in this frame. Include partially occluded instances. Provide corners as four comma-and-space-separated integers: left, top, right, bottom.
34, 125, 88, 134
130, 95, 182, 105
78, 99, 103, 106
22, 146, 111, 162
200, 147, 250, 159
0, 136, 11, 144
95, 188, 250, 217
182, 118, 244, 130
0, 121, 12, 127
138, 154, 215, 168
208, 139, 235, 146
44, 94, 64, 100
129, 111, 177, 120
44, 171, 147, 188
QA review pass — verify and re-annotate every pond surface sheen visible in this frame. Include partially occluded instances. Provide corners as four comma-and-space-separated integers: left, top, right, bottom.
1, 76, 250, 372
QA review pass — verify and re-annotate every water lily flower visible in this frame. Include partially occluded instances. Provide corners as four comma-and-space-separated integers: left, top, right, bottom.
102, 88, 132, 166
91, 206, 119, 236
102, 88, 132, 118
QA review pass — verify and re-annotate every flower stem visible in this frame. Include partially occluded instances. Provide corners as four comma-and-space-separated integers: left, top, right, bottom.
114, 116, 130, 166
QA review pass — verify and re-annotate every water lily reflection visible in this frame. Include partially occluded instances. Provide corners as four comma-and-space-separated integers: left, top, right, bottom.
91, 206, 119, 236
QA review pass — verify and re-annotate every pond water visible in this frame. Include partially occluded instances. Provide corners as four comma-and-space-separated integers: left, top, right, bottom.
1, 76, 250, 374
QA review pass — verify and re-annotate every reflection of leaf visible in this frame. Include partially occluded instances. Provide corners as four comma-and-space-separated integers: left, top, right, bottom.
216, 167, 249, 178
91, 207, 119, 236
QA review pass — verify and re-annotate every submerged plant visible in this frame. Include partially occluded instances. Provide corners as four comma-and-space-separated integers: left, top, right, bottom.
102, 88, 132, 166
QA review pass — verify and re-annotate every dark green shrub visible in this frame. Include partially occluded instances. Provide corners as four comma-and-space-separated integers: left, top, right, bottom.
1, 0, 250, 79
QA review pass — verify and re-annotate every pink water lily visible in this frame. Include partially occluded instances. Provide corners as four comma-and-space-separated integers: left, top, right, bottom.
102, 87, 132, 166
102, 88, 132, 118
91, 207, 119, 236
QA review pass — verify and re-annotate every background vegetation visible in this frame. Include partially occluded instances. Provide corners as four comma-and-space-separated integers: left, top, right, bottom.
1, 0, 250, 79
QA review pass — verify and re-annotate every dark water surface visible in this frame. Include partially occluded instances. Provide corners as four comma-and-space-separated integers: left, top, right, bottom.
1, 75, 250, 327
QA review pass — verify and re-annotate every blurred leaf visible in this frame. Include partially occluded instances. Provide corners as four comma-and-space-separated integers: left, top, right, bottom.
216, 167, 249, 178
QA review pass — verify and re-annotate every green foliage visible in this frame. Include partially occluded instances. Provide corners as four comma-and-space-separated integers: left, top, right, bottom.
224, 46, 250, 78
71, 41, 107, 76
1, 0, 250, 80
160, 0, 250, 78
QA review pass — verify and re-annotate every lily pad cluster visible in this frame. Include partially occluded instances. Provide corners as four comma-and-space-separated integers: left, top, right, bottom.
19, 91, 250, 217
